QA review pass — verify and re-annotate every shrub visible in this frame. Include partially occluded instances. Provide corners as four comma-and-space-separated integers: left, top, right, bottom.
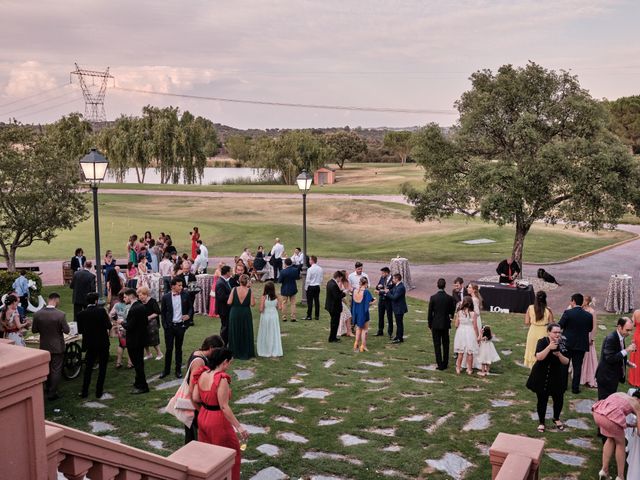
0, 270, 43, 304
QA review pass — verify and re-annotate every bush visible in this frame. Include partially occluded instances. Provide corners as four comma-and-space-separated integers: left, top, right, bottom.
0, 270, 43, 304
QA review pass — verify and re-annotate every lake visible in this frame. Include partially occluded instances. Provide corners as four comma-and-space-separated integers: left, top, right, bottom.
105, 167, 276, 184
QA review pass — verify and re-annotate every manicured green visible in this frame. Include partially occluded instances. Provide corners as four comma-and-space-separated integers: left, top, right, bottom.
40, 285, 609, 479
13, 195, 633, 265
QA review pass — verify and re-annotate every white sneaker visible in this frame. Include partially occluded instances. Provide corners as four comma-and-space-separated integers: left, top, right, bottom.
144, 354, 153, 360
155, 354, 164, 361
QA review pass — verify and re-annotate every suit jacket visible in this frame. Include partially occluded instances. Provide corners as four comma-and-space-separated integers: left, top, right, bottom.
376, 275, 393, 302
161, 291, 194, 329
175, 272, 196, 289
324, 279, 345, 315
70, 269, 96, 305
278, 266, 300, 297
595, 331, 627, 390
31, 307, 70, 354
386, 282, 408, 315
428, 290, 456, 330
125, 301, 149, 349
70, 255, 86, 272
451, 287, 464, 304
215, 277, 232, 318
558, 306, 593, 352
76, 305, 111, 351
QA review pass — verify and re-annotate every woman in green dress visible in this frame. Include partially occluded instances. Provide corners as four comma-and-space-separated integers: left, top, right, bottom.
227, 274, 256, 360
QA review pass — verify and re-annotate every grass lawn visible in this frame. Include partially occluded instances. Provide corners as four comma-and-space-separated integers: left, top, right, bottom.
14, 194, 633, 265
40, 284, 608, 479
100, 163, 426, 195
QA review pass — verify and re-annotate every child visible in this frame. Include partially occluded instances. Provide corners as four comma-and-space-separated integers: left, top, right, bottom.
477, 325, 500, 376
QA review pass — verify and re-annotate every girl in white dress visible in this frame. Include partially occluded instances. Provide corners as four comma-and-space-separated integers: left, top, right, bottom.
256, 281, 283, 357
477, 325, 500, 376
454, 296, 479, 375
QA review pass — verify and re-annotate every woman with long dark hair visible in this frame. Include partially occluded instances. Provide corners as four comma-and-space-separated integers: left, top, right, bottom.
523, 291, 553, 368
228, 274, 256, 360
106, 268, 124, 308
1, 294, 30, 347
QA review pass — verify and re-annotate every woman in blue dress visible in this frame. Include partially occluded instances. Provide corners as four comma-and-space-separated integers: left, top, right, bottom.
351, 277, 376, 352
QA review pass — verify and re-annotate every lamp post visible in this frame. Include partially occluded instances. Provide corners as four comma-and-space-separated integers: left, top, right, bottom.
296, 169, 313, 304
80, 148, 109, 304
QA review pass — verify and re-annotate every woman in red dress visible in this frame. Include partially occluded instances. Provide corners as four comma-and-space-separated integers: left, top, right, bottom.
628, 309, 640, 387
192, 348, 248, 480
191, 227, 200, 260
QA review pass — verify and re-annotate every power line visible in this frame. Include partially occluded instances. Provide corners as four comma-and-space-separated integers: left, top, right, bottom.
0, 88, 77, 117
113, 85, 457, 115
8, 96, 83, 121
0, 84, 68, 109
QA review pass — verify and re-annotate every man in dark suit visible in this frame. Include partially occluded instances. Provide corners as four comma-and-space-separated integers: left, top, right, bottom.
77, 292, 112, 399
558, 293, 593, 394
215, 265, 233, 344
451, 277, 465, 304
32, 292, 70, 400
325, 270, 346, 343
375, 267, 393, 338
386, 274, 408, 344
70, 247, 86, 272
123, 288, 149, 394
496, 257, 520, 284
596, 317, 637, 400
174, 260, 197, 289
160, 278, 194, 379
70, 260, 96, 321
428, 278, 457, 370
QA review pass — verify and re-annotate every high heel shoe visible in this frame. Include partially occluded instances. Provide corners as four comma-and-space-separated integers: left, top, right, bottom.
455, 366, 461, 375
360, 345, 368, 352
597, 470, 609, 480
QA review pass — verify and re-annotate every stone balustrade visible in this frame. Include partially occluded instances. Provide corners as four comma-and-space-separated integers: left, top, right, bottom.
0, 339, 235, 480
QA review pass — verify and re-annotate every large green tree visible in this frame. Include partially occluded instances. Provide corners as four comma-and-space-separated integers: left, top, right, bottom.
404, 62, 640, 266
225, 135, 252, 163
324, 131, 368, 169
0, 118, 90, 270
383, 131, 412, 165
607, 95, 640, 154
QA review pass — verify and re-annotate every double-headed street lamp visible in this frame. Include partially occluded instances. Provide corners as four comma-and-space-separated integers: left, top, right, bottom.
80, 148, 109, 303
296, 169, 312, 303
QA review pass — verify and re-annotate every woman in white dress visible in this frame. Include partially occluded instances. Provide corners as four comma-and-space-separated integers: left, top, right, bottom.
454, 296, 480, 375
1, 294, 30, 347
467, 283, 484, 370
256, 281, 283, 358
337, 270, 353, 337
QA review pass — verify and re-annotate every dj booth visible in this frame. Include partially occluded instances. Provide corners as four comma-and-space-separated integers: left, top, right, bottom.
477, 281, 534, 314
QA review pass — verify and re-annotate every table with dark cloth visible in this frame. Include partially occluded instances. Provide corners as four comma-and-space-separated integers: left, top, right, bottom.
194, 274, 214, 314
477, 281, 535, 314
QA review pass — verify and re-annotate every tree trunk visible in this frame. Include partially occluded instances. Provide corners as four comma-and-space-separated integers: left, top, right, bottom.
135, 167, 142, 183
7, 246, 17, 272
400, 154, 407, 166
511, 221, 531, 274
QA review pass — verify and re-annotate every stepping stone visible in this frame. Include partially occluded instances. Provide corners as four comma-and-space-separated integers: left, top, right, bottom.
339, 434, 368, 446
425, 412, 455, 434
501, 391, 516, 397
400, 392, 428, 398
352, 369, 370, 374
295, 363, 307, 369
476, 444, 490, 455
277, 431, 308, 443
155, 378, 183, 390
379, 470, 408, 478
238, 409, 264, 416
565, 418, 590, 430
400, 414, 428, 422
382, 444, 402, 452
323, 359, 335, 368
572, 399, 595, 414
461, 386, 482, 392
98, 393, 114, 400
288, 377, 304, 384
89, 421, 115, 433
281, 403, 305, 413
102, 435, 121, 443
147, 439, 166, 450
598, 324, 606, 330
234, 368, 255, 380
368, 405, 377, 413
160, 425, 184, 435
318, 418, 343, 426
310, 476, 352, 480
237, 387, 286, 404
293, 388, 332, 399
514, 360, 528, 368
274, 415, 295, 424
462, 413, 490, 431
366, 386, 389, 392
248, 382, 264, 388
500, 350, 512, 356
83, 401, 107, 409
490, 399, 514, 407
406, 376, 441, 384
415, 309, 425, 313
302, 451, 362, 466
257, 444, 281, 457
426, 452, 474, 480
416, 365, 437, 371
298, 347, 323, 350
241, 423, 269, 434
250, 467, 289, 480
138, 432, 149, 438
566, 438, 594, 449
242, 459, 259, 464
296, 372, 309, 377
530, 406, 554, 420
360, 361, 385, 367
367, 427, 396, 436
362, 378, 389, 384
547, 451, 586, 466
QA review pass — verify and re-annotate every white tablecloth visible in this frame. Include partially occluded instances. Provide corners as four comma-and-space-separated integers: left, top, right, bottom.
605, 274, 634, 313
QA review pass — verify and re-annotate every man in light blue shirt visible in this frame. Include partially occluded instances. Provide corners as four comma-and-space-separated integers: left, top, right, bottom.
12, 270, 30, 310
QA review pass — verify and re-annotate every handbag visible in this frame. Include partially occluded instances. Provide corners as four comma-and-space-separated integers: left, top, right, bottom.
165, 362, 197, 427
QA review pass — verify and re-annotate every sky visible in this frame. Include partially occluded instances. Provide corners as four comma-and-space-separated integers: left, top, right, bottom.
0, 0, 639, 129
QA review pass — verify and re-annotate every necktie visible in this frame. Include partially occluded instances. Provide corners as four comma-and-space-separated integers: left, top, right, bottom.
621, 337, 626, 377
